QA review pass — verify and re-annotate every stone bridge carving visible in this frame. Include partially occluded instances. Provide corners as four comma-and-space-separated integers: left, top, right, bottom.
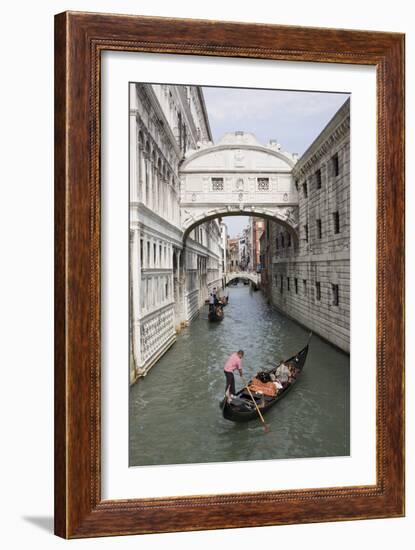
179, 132, 300, 241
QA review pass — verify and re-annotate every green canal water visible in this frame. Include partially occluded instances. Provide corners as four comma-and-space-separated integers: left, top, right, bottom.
129, 285, 350, 466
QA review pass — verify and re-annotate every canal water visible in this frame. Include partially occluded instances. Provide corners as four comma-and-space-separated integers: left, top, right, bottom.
129, 284, 350, 466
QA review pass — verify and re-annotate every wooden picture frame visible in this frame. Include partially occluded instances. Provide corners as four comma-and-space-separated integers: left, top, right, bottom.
54, 11, 405, 538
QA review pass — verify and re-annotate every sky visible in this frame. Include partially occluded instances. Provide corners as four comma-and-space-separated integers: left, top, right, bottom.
202, 86, 349, 237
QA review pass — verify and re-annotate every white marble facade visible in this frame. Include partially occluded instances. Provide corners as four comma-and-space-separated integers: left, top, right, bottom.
129, 84, 222, 382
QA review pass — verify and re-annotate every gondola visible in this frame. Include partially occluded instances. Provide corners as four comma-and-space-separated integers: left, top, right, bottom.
208, 304, 224, 322
221, 335, 311, 422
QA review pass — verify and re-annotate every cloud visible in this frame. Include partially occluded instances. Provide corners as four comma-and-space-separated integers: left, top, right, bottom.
202, 86, 349, 155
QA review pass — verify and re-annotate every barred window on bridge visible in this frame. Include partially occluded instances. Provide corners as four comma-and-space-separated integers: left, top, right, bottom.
211, 178, 224, 191
257, 178, 270, 191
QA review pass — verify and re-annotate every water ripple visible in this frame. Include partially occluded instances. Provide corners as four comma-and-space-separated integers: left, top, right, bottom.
130, 285, 350, 466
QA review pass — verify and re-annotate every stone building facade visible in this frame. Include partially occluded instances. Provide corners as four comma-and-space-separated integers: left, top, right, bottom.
239, 227, 250, 270
129, 83, 223, 383
261, 99, 350, 352
250, 217, 265, 272
227, 238, 240, 272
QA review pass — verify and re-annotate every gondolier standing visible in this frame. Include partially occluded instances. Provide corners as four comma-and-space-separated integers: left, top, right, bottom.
224, 350, 244, 400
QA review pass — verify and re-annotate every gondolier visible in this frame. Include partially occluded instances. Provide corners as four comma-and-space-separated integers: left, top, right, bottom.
221, 334, 312, 422
208, 291, 215, 312
224, 350, 244, 400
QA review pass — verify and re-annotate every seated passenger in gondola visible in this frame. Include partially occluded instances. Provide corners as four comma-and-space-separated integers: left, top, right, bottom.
275, 362, 290, 384
288, 365, 299, 384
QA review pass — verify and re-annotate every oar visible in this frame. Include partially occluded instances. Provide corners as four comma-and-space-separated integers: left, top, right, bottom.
240, 374, 270, 433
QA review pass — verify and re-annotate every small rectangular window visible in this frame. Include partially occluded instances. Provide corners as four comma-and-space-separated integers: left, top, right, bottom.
333, 211, 340, 234
316, 281, 321, 301
287, 277, 290, 291
281, 234, 285, 248
302, 182, 308, 198
303, 279, 307, 296
316, 169, 322, 189
316, 218, 322, 239
280, 275, 283, 294
332, 284, 339, 306
275, 237, 279, 250
304, 224, 309, 243
287, 232, 291, 247
257, 177, 270, 191
332, 153, 340, 176
295, 278, 298, 294
153, 243, 157, 264
211, 177, 224, 191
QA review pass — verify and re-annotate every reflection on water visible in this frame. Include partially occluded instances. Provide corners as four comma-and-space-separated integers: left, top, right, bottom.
129, 285, 350, 466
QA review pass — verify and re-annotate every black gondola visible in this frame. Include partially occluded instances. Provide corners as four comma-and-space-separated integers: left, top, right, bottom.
208, 304, 224, 322
221, 335, 311, 422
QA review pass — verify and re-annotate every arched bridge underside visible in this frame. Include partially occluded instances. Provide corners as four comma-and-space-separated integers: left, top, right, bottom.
226, 272, 259, 286
182, 207, 299, 243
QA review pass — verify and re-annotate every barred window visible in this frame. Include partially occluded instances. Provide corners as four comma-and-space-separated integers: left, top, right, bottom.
316, 169, 322, 189
316, 219, 322, 239
332, 153, 340, 176
332, 284, 339, 306
257, 178, 270, 191
316, 281, 321, 301
211, 178, 224, 191
333, 211, 340, 234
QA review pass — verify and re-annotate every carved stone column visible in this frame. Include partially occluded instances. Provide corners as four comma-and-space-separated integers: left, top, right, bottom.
130, 228, 142, 381
140, 153, 146, 204
129, 113, 139, 203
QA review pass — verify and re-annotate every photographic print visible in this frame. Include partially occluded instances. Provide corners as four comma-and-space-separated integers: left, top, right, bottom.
129, 83, 350, 467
